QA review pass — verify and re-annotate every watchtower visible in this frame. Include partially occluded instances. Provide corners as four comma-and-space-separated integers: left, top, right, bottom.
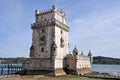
25, 5, 70, 76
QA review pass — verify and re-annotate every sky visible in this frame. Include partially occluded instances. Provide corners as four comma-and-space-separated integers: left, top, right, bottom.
0, 0, 120, 58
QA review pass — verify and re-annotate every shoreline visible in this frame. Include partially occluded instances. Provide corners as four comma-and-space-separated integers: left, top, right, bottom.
82, 71, 120, 79
0, 71, 120, 80
0, 76, 113, 80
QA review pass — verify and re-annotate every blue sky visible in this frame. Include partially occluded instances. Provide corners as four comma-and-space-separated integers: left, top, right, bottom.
0, 0, 120, 58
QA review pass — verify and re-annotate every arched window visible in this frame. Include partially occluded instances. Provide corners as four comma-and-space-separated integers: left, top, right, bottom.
61, 30, 63, 34
60, 37, 64, 47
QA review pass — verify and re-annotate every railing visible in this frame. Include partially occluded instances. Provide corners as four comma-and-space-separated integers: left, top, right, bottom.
0, 64, 22, 76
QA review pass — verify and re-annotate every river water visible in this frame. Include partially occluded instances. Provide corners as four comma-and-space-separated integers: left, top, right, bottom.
92, 64, 120, 76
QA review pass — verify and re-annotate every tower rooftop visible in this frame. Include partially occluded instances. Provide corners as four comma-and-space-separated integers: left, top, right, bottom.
32, 5, 69, 32
35, 5, 66, 17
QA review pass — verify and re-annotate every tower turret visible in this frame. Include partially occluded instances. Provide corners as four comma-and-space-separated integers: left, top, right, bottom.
73, 46, 79, 59
35, 9, 40, 15
30, 44, 34, 58
88, 49, 93, 64
81, 51, 84, 55
52, 4, 57, 11
35, 9, 40, 22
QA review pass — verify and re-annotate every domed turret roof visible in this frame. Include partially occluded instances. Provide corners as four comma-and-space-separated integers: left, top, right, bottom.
88, 49, 92, 56
73, 46, 79, 55
81, 51, 84, 55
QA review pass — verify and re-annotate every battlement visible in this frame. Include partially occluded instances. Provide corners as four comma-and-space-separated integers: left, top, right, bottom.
35, 5, 66, 17
34, 5, 67, 25
66, 51, 91, 61
35, 9, 53, 16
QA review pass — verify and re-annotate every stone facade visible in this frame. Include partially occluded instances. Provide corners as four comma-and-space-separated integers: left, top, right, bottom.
23, 5, 93, 76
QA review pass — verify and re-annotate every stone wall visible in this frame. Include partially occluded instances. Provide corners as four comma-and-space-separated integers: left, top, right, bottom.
64, 53, 92, 75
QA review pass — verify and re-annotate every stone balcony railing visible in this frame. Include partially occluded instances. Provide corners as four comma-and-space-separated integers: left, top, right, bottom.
31, 19, 70, 32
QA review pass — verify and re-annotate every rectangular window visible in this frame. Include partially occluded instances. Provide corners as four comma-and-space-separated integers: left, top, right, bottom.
42, 29, 45, 33
41, 48, 44, 52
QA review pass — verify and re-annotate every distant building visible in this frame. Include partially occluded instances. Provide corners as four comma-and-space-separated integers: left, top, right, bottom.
23, 5, 93, 76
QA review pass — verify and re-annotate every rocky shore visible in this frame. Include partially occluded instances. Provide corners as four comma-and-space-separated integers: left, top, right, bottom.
82, 71, 120, 80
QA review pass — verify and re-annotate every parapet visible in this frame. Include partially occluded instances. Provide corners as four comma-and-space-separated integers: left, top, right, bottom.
35, 5, 66, 17
66, 47, 93, 61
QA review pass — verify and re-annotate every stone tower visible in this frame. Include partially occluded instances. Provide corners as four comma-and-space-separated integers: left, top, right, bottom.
23, 5, 93, 76
24, 5, 69, 75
